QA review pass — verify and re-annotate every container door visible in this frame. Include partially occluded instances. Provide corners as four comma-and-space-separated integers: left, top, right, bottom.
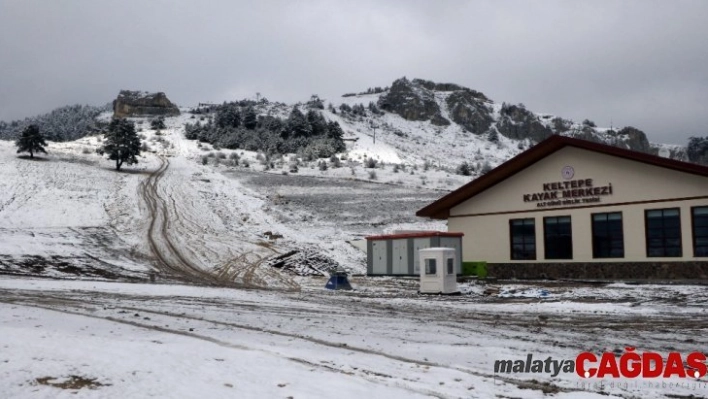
372, 241, 387, 274
392, 239, 408, 275
412, 238, 430, 275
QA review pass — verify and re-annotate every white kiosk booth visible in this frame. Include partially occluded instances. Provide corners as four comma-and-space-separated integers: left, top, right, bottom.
418, 247, 459, 294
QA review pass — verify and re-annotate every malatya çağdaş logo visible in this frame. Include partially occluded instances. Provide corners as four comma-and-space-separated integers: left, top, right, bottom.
494, 348, 707, 379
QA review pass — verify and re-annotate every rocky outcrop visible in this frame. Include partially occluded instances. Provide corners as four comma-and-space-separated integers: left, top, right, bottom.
496, 103, 553, 142
566, 126, 605, 144
654, 145, 688, 161
446, 91, 494, 134
430, 112, 451, 126
377, 78, 440, 121
113, 90, 180, 118
369, 77, 690, 162
412, 78, 492, 102
377, 77, 494, 133
616, 126, 652, 154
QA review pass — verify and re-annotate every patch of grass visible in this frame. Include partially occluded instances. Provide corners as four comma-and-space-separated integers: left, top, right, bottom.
36, 375, 108, 390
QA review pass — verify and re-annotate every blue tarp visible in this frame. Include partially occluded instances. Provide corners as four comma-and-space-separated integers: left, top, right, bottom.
325, 273, 352, 290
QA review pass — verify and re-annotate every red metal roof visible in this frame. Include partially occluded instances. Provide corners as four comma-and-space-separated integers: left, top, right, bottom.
417, 135, 708, 220
365, 231, 464, 240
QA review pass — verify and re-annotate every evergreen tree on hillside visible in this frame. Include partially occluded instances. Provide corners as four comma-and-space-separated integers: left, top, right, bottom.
181, 100, 346, 159
215, 103, 241, 129
15, 124, 48, 158
456, 162, 472, 176
151, 117, 166, 130
306, 110, 328, 136
307, 95, 324, 109
282, 108, 311, 139
103, 118, 141, 171
0, 104, 107, 142
326, 121, 344, 141
243, 107, 258, 130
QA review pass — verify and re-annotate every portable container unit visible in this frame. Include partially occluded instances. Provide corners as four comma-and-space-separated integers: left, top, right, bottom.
419, 247, 459, 294
365, 232, 464, 276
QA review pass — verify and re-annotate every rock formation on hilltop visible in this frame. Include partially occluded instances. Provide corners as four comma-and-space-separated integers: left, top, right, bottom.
377, 78, 441, 122
113, 90, 180, 118
374, 77, 656, 154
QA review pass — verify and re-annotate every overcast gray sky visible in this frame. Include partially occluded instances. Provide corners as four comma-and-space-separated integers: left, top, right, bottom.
1, 0, 706, 144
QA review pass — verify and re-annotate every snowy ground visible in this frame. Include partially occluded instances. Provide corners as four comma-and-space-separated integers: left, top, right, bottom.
0, 111, 451, 283
1, 110, 706, 398
0, 277, 706, 399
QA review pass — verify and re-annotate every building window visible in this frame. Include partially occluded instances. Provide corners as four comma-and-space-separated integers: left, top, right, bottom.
544, 216, 572, 259
645, 208, 682, 257
425, 258, 437, 275
446, 258, 454, 274
510, 219, 536, 260
693, 207, 708, 257
592, 212, 624, 258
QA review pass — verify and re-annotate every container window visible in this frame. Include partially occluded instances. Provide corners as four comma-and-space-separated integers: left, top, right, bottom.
446, 258, 454, 275
425, 258, 437, 275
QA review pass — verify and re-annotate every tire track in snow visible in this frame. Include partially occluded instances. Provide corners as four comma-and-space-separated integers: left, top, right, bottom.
138, 156, 298, 290
138, 157, 225, 285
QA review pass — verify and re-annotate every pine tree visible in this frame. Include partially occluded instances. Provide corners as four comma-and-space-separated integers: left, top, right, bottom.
283, 108, 311, 139
15, 124, 48, 158
306, 110, 327, 136
104, 118, 141, 171
488, 129, 499, 143
243, 107, 258, 130
326, 121, 344, 141
456, 162, 471, 176
150, 117, 166, 130
215, 103, 241, 129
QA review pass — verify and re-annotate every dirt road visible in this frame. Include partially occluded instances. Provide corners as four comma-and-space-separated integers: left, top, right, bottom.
138, 157, 299, 290
138, 157, 223, 285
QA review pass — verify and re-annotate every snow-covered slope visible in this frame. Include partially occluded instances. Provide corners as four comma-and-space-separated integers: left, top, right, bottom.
0, 110, 448, 283
0, 77, 698, 284
325, 78, 690, 177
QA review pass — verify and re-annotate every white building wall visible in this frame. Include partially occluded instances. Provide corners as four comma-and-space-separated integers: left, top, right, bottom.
449, 147, 708, 263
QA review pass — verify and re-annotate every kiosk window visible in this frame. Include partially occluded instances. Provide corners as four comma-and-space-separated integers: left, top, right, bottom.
425, 258, 437, 275
446, 258, 454, 274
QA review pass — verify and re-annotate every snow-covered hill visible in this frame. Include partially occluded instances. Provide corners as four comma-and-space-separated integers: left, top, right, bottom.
1, 84, 707, 399
0, 110, 449, 283
0, 78, 700, 284
324, 78, 690, 175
